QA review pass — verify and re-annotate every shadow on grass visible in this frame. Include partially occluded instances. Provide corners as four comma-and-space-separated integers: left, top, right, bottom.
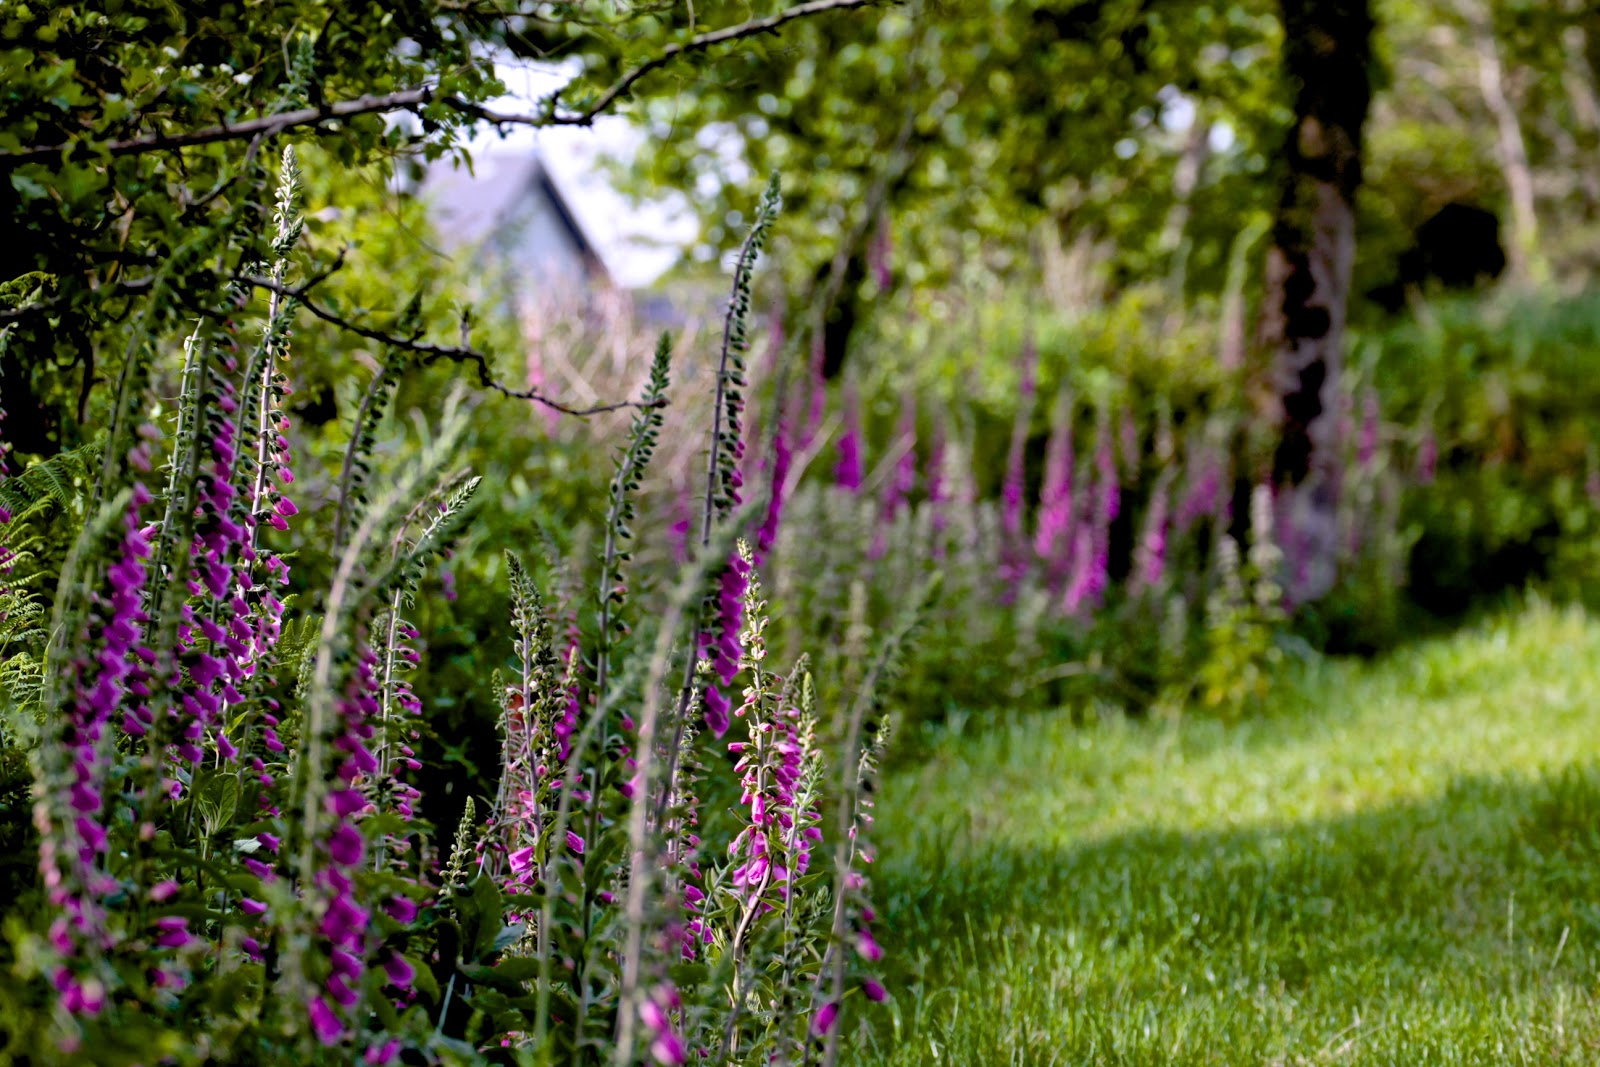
862, 765, 1600, 1065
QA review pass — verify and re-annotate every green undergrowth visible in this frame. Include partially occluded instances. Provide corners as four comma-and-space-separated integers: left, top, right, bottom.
856, 598, 1600, 1065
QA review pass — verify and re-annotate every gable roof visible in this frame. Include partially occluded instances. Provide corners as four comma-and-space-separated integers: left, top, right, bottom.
422, 151, 612, 287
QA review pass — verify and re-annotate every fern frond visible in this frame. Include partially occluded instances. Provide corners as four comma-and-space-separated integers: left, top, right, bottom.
0, 442, 103, 519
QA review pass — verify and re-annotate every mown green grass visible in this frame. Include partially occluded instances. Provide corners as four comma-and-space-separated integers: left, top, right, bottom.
851, 599, 1600, 1065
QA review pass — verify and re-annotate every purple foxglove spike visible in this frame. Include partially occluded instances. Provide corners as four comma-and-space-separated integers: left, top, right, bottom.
1131, 474, 1173, 595
1003, 334, 1041, 543
1176, 450, 1218, 533
1094, 416, 1119, 524
926, 424, 950, 560
890, 396, 918, 504
308, 995, 344, 1045
755, 422, 793, 567
835, 386, 864, 493
1033, 389, 1076, 572
1001, 435, 1027, 540
1061, 522, 1096, 617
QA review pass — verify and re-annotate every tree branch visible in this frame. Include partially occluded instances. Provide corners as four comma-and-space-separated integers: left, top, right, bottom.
529, 0, 883, 126
0, 0, 882, 164
0, 90, 439, 166
236, 273, 660, 417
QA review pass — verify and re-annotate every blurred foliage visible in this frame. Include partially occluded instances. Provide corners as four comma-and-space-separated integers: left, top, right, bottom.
622, 0, 1288, 312
616, 0, 1600, 367
1361, 291, 1600, 615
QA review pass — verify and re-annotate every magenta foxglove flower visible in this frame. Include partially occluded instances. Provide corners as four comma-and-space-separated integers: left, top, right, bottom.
154, 916, 192, 949
835, 386, 864, 493
755, 420, 792, 567
640, 986, 686, 1066
1061, 526, 1098, 617
999, 336, 1040, 598
1033, 391, 1075, 582
926, 424, 950, 560
41, 482, 152, 1013
309, 994, 344, 1045
1176, 447, 1226, 534
701, 551, 749, 737
871, 398, 918, 560
1130, 474, 1173, 595
727, 695, 815, 905
365, 1039, 402, 1066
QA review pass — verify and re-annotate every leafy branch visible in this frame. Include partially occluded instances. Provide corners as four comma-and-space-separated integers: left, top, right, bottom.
0, 0, 882, 165
536, 0, 884, 126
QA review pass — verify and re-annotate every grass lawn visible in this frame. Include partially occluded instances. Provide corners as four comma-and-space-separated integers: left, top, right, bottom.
853, 600, 1600, 1065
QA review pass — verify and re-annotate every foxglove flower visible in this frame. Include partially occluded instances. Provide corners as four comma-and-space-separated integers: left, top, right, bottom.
1130, 474, 1173, 595
834, 386, 863, 493
700, 551, 750, 737
39, 481, 152, 1015
1033, 390, 1075, 584
999, 338, 1039, 599
926, 424, 950, 560
640, 986, 686, 1066
870, 397, 917, 560
1176, 446, 1226, 533
755, 420, 793, 567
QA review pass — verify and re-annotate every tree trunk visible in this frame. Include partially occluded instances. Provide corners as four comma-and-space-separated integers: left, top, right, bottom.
1159, 107, 1214, 333
1262, 0, 1374, 603
1459, 0, 1542, 281
1560, 1, 1600, 214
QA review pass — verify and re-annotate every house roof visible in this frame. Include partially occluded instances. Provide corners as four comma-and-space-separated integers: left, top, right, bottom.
422, 151, 612, 286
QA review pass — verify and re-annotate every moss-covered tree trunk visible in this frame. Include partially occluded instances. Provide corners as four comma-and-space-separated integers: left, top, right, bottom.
1262, 0, 1374, 602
